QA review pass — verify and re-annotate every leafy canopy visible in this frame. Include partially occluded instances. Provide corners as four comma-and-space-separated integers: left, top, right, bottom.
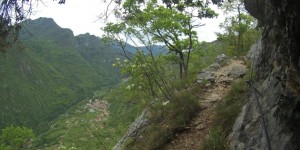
0, 126, 36, 150
104, 0, 220, 78
217, 0, 260, 55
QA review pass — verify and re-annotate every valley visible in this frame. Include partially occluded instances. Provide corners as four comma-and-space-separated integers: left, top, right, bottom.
0, 17, 123, 134
2, 0, 300, 149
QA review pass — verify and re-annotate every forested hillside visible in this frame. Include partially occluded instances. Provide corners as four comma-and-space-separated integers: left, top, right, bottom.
5, 0, 296, 149
0, 18, 122, 133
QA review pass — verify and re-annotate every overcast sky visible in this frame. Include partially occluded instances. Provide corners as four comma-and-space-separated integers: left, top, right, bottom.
31, 1, 225, 42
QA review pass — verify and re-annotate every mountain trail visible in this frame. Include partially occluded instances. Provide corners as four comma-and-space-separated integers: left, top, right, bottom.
163, 59, 246, 150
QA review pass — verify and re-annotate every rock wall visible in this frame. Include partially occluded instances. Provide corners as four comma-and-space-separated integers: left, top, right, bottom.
230, 0, 300, 149
113, 106, 151, 150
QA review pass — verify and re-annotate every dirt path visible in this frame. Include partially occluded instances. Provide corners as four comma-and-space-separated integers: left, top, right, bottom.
163, 59, 246, 150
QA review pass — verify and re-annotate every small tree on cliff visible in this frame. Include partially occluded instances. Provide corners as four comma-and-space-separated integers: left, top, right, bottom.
217, 0, 259, 55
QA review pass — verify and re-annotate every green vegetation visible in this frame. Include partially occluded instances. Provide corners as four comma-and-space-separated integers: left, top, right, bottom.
124, 84, 203, 149
0, 126, 36, 150
0, 0, 262, 149
100, 0, 260, 147
217, 0, 260, 56
189, 40, 230, 76
103, 0, 219, 79
201, 126, 227, 150
199, 2, 259, 148
36, 80, 147, 149
0, 18, 122, 134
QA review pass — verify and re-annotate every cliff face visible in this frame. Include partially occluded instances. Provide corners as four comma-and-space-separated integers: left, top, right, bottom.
230, 0, 300, 149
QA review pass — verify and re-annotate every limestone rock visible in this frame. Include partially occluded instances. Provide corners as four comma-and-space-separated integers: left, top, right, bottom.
247, 40, 262, 60
205, 94, 221, 103
228, 65, 247, 78
208, 63, 221, 70
215, 74, 233, 84
229, 78, 294, 150
197, 71, 215, 84
113, 107, 150, 150
229, 0, 300, 149
215, 54, 227, 64
196, 123, 206, 130
214, 60, 246, 84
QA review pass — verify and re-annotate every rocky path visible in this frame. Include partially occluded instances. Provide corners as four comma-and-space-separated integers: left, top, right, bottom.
163, 59, 247, 150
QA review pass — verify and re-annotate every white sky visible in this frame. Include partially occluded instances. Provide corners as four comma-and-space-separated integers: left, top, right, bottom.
31, 1, 225, 42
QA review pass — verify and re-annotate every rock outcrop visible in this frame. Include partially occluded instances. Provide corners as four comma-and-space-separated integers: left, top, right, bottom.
230, 0, 300, 149
113, 107, 151, 150
197, 55, 247, 85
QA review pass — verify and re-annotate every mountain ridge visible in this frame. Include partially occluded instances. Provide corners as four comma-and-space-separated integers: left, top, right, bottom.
0, 17, 122, 133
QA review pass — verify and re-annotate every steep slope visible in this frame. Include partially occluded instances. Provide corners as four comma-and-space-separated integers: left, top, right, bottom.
0, 18, 121, 133
230, 1, 300, 149
75, 33, 121, 86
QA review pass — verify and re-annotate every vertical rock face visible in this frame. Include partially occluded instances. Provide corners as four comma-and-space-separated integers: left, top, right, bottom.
230, 0, 300, 150
113, 107, 150, 150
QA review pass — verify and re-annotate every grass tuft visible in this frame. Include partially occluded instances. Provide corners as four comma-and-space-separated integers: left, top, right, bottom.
201, 126, 227, 150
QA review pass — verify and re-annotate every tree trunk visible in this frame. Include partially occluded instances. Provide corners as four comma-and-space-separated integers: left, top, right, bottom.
178, 52, 186, 79
237, 3, 242, 55
179, 62, 183, 79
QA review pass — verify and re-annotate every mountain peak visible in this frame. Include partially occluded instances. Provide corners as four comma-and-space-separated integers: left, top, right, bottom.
22, 17, 76, 47
27, 17, 59, 27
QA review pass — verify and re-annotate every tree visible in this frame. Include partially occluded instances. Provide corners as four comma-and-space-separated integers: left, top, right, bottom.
113, 51, 175, 101
103, 0, 218, 79
103, 0, 222, 102
217, 0, 259, 55
0, 126, 36, 150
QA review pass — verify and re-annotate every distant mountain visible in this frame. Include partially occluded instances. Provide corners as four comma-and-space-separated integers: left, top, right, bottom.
0, 17, 123, 133
139, 45, 168, 55
121, 44, 168, 56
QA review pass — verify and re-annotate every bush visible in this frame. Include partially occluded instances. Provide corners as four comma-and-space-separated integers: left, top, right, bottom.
200, 126, 227, 150
0, 126, 36, 150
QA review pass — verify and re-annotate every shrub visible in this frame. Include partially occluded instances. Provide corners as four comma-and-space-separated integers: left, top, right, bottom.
200, 126, 227, 150
0, 126, 36, 150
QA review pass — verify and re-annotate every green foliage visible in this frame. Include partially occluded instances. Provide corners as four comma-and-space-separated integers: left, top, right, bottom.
37, 82, 146, 149
215, 72, 250, 134
217, 0, 260, 56
113, 51, 175, 102
188, 40, 229, 77
115, 31, 255, 149
0, 126, 36, 150
97, 84, 147, 148
200, 126, 227, 150
0, 144, 10, 150
104, 0, 219, 78
124, 84, 203, 149
0, 0, 30, 52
